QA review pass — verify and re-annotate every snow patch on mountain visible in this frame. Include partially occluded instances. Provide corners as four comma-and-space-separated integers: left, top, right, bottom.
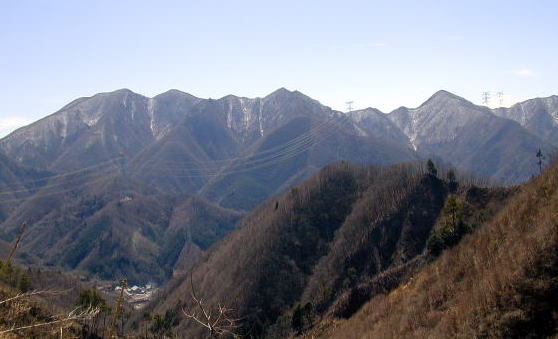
387, 91, 491, 148
147, 98, 155, 134
492, 95, 558, 143
257, 102, 266, 136
85, 116, 101, 127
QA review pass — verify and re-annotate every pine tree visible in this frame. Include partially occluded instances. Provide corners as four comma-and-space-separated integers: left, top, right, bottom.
427, 159, 438, 177
536, 148, 546, 175
444, 196, 462, 232
447, 169, 457, 191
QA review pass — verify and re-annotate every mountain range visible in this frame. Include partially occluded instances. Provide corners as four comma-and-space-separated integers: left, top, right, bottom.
0, 88, 556, 283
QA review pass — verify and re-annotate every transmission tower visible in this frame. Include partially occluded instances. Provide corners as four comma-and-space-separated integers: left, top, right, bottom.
345, 101, 354, 112
496, 91, 504, 106
481, 91, 491, 106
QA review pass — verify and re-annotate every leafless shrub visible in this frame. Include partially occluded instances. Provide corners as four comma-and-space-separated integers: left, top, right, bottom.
182, 275, 242, 338
0, 289, 68, 306
0, 302, 99, 335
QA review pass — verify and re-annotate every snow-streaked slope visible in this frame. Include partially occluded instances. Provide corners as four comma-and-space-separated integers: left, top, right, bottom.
348, 107, 412, 148
386, 90, 554, 183
388, 90, 491, 150
0, 89, 200, 170
493, 95, 558, 144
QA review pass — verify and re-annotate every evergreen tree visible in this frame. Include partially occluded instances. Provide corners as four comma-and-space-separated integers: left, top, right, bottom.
17, 273, 31, 292
536, 148, 546, 175
427, 159, 438, 177
444, 196, 463, 232
292, 304, 303, 332
447, 169, 458, 191
427, 195, 471, 256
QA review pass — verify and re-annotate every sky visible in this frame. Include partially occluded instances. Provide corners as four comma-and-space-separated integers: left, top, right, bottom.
1, 0, 557, 136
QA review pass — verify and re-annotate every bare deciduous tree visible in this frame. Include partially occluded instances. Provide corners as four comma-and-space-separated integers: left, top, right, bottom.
182, 275, 242, 338
108, 278, 127, 338
6, 222, 26, 265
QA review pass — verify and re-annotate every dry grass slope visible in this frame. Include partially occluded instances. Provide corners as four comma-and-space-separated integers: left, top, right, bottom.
147, 161, 513, 338
0, 276, 87, 338
327, 163, 558, 338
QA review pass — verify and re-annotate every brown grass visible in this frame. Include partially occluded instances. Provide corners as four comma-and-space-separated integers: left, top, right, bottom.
0, 285, 85, 338
325, 163, 558, 338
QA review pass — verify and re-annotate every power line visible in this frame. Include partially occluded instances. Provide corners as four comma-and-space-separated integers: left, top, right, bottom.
140, 115, 343, 172
0, 175, 113, 203
144, 115, 340, 168
0, 115, 342, 195
0, 115, 352, 202
1, 157, 123, 189
136, 115, 351, 178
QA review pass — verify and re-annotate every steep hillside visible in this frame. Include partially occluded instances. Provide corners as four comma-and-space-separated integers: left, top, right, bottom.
0, 172, 241, 284
348, 107, 411, 148
493, 95, 558, 144
386, 90, 553, 183
146, 161, 513, 337
0, 152, 49, 222
323, 162, 558, 338
131, 88, 416, 210
198, 114, 416, 210
0, 89, 201, 171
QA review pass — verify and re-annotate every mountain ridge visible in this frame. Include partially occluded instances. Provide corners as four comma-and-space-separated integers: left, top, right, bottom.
146, 161, 516, 337
0, 88, 556, 283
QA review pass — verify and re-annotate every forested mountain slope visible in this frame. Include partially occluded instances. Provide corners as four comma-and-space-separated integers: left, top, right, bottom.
0, 172, 241, 283
147, 161, 514, 337
321, 162, 558, 338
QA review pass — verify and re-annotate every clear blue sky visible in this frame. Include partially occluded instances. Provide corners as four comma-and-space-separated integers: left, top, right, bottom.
1, 0, 557, 136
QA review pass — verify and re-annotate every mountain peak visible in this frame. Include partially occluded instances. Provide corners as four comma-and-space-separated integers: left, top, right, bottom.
425, 89, 462, 102
363, 107, 385, 114
155, 89, 199, 101
105, 88, 136, 96
349, 107, 385, 120
390, 106, 410, 114
270, 87, 291, 95
264, 87, 318, 106
265, 87, 304, 99
221, 94, 241, 101
515, 94, 558, 106
91, 88, 146, 101
419, 90, 476, 110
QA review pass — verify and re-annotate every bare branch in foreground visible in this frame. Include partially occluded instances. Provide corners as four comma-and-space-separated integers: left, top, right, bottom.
0, 305, 100, 334
182, 274, 242, 338
0, 289, 70, 306
6, 222, 26, 265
